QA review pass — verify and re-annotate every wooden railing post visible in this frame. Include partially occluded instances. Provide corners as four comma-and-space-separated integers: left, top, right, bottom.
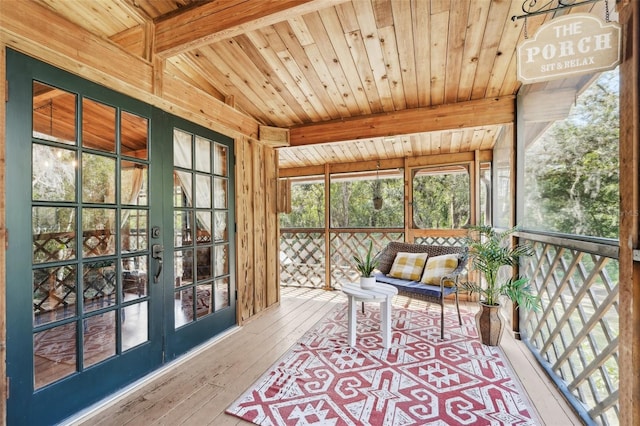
324, 164, 332, 290
617, 1, 640, 425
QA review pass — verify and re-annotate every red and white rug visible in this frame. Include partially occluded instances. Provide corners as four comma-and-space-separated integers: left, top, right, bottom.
226, 304, 539, 425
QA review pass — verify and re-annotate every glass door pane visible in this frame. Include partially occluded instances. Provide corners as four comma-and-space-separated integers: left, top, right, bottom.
172, 131, 232, 328
31, 81, 152, 389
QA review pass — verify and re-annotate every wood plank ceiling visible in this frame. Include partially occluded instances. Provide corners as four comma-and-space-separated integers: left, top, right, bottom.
33, 0, 608, 170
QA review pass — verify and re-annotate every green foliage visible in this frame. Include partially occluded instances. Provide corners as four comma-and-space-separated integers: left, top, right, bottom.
280, 182, 325, 228
464, 226, 539, 310
523, 70, 619, 238
352, 240, 378, 277
330, 178, 404, 228
413, 170, 470, 229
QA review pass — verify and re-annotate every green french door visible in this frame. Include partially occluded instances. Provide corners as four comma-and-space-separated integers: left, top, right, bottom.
5, 50, 236, 425
160, 115, 236, 358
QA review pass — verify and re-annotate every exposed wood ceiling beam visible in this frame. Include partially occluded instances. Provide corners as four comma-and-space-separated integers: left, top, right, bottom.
288, 97, 516, 146
155, 0, 348, 58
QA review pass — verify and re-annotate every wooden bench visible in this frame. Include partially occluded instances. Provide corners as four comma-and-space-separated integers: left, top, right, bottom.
373, 242, 468, 339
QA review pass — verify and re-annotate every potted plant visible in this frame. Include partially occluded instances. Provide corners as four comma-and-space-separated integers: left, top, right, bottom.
353, 240, 379, 289
464, 225, 539, 346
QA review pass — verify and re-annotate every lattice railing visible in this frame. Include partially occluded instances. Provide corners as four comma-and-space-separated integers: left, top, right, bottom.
279, 229, 405, 289
414, 235, 467, 247
330, 230, 404, 287
280, 229, 325, 288
518, 232, 619, 425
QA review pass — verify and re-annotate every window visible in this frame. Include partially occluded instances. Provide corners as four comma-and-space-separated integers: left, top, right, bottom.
520, 69, 619, 238
330, 169, 404, 228
412, 165, 470, 229
279, 176, 325, 228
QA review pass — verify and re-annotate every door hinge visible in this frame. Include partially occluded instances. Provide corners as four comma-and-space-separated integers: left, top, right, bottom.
4, 229, 7, 251
6, 377, 9, 399
5, 80, 8, 103
633, 249, 640, 262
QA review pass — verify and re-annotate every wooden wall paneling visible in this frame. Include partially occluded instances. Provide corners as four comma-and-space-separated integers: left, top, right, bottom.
443, 2, 468, 104
473, 127, 487, 151
37, 0, 143, 39
450, 131, 463, 153
0, 1, 153, 92
265, 147, 279, 307
287, 146, 315, 168
110, 25, 148, 59
428, 9, 449, 106
235, 137, 255, 322
176, 48, 264, 120
318, 7, 373, 115
389, 137, 404, 158
498, 46, 519, 98
204, 40, 298, 126
153, 0, 348, 58
399, 135, 412, 158
0, 1, 260, 141
457, 0, 491, 101
252, 142, 267, 313
484, 1, 524, 98
412, 0, 431, 108
440, 132, 453, 153
617, 2, 640, 424
378, 24, 406, 110
165, 54, 226, 101
271, 22, 338, 120
241, 30, 319, 124
470, 0, 512, 99
391, 0, 418, 109
329, 5, 383, 114
0, 42, 7, 420
349, 1, 395, 113
297, 40, 352, 119
301, 12, 360, 116
159, 70, 259, 138
262, 25, 335, 121
259, 125, 290, 148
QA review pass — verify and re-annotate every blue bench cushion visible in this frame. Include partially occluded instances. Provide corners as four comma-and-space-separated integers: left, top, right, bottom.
374, 272, 457, 298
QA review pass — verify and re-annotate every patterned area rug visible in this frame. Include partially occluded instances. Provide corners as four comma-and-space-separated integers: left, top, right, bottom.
226, 304, 538, 425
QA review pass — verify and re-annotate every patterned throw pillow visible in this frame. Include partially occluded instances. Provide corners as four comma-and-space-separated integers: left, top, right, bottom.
421, 254, 459, 287
388, 252, 429, 281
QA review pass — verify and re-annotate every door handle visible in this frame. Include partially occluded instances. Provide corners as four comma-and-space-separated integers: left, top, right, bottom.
151, 244, 164, 283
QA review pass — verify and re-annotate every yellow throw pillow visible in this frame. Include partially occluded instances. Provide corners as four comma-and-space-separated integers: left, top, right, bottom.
421, 254, 459, 287
388, 252, 429, 281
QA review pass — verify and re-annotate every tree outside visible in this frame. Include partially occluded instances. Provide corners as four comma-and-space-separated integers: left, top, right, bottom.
523, 69, 619, 239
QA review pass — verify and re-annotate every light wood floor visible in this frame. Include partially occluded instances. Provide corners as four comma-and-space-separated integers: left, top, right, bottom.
68, 287, 581, 426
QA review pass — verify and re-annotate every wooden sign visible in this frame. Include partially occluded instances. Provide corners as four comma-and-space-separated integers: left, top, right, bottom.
517, 13, 621, 84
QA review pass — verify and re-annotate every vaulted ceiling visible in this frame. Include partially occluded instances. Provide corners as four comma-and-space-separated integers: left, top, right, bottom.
33, 0, 608, 169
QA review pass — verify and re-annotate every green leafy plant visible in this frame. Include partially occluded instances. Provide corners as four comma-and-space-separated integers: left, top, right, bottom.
464, 226, 539, 310
353, 240, 379, 277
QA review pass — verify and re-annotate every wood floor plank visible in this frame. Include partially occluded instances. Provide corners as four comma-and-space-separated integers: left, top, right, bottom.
70, 287, 580, 426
